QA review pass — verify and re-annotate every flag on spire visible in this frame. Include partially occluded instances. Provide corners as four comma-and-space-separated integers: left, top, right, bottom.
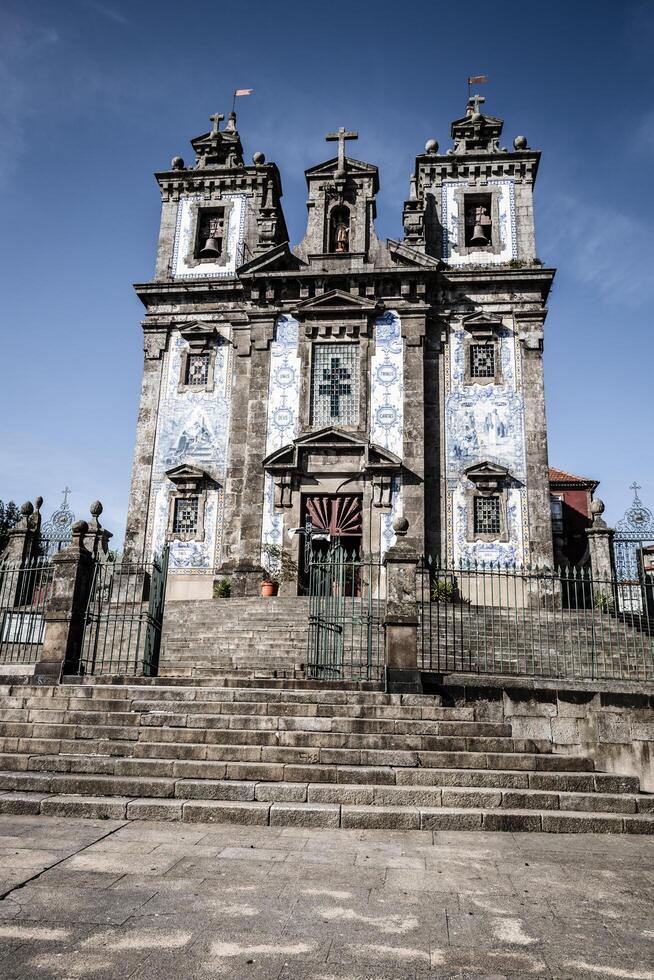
234, 88, 253, 97
467, 75, 488, 85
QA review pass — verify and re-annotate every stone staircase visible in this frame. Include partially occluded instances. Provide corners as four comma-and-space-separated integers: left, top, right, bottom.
159, 597, 310, 678
0, 678, 652, 833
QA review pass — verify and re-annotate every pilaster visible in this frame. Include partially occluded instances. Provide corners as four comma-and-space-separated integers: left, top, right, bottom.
124, 328, 168, 559
401, 313, 427, 555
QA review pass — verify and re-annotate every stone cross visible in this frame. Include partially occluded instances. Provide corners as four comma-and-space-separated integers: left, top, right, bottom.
325, 126, 358, 172
469, 94, 485, 115
209, 113, 224, 136
61, 487, 72, 508
630, 481, 642, 496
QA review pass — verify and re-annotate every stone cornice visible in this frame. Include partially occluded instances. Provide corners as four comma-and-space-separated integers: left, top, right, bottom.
415, 150, 541, 185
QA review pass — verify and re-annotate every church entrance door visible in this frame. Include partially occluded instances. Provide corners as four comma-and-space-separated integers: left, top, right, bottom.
300, 494, 363, 593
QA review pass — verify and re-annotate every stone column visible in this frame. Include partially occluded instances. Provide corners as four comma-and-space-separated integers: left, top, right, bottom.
383, 517, 422, 693
219, 318, 273, 595
586, 499, 616, 583
516, 312, 554, 569
124, 329, 168, 559
401, 313, 427, 555
2, 499, 42, 566
35, 521, 95, 683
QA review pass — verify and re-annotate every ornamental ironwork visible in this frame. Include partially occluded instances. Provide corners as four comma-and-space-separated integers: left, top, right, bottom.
40, 487, 75, 557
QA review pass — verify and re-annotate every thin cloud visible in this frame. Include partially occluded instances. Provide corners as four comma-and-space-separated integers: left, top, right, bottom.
83, 1, 129, 25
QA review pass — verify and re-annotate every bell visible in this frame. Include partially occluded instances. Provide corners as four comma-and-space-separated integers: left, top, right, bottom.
199, 236, 221, 258
470, 223, 489, 245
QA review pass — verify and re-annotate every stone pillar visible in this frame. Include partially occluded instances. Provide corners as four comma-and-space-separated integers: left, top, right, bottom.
219, 319, 273, 594
586, 499, 615, 583
516, 313, 554, 569
84, 500, 113, 562
35, 520, 95, 683
401, 313, 427, 555
383, 517, 422, 693
2, 498, 43, 566
124, 329, 168, 559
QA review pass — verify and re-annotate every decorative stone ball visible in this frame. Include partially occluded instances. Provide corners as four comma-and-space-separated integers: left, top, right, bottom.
424, 138, 438, 154
252, 151, 266, 165
35, 496, 43, 509
73, 519, 89, 535
171, 156, 185, 170
20, 501, 34, 516
90, 500, 103, 518
590, 498, 605, 517
513, 135, 528, 150
392, 515, 409, 537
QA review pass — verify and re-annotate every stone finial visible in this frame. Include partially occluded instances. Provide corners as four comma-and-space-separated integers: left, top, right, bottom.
90, 500, 103, 518
513, 135, 528, 150
72, 520, 89, 536
590, 497, 608, 529
252, 151, 265, 165
20, 501, 34, 517
35, 496, 43, 510
171, 156, 185, 170
392, 515, 409, 537
424, 138, 438, 154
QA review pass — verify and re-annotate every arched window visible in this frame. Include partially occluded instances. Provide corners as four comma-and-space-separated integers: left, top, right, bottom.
329, 205, 350, 253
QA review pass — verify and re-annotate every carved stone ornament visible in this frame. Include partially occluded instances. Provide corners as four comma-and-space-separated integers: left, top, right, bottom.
143, 331, 168, 360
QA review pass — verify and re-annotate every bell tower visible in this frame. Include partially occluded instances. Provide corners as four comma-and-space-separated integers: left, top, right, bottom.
402, 94, 555, 567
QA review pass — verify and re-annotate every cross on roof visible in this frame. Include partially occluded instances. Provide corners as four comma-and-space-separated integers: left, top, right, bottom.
325, 126, 358, 172
630, 481, 642, 498
209, 112, 224, 136
469, 94, 485, 115
61, 486, 72, 508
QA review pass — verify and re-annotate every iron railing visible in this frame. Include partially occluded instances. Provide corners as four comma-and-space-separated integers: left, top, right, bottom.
419, 558, 654, 682
307, 549, 385, 682
79, 549, 168, 676
0, 558, 54, 664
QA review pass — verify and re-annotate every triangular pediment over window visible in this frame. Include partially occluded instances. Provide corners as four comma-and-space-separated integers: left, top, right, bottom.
263, 427, 401, 475
465, 461, 510, 491
165, 464, 209, 491
462, 311, 503, 337
294, 289, 378, 314
178, 322, 218, 348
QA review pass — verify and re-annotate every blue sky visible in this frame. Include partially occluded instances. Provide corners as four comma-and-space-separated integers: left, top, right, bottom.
1, 0, 652, 542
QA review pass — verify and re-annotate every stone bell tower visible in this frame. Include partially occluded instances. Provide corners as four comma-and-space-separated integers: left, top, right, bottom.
403, 94, 555, 567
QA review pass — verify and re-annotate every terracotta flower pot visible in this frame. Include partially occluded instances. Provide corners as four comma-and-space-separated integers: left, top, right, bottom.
261, 581, 278, 597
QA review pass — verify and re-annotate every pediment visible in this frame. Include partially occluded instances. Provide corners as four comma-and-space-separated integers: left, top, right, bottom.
237, 242, 305, 276
462, 311, 503, 337
178, 322, 218, 348
294, 289, 378, 314
263, 428, 401, 474
305, 156, 379, 181
165, 464, 208, 487
465, 461, 510, 490
387, 239, 443, 269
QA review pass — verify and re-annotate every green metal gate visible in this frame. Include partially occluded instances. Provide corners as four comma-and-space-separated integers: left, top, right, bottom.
306, 546, 384, 682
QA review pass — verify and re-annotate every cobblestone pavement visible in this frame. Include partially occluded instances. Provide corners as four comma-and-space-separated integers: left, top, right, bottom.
0, 816, 652, 979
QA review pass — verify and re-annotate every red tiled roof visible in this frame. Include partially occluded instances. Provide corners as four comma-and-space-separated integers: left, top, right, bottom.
548, 467, 599, 488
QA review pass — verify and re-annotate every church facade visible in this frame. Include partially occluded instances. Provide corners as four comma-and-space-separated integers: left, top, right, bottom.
124, 98, 555, 598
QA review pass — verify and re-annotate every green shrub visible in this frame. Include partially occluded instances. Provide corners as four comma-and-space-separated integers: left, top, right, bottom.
593, 590, 615, 613
213, 579, 231, 598
431, 578, 455, 603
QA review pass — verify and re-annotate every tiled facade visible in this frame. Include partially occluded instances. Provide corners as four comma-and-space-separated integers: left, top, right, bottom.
124, 96, 555, 596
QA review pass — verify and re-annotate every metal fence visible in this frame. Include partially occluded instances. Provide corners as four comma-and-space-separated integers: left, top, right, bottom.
307, 548, 385, 682
79, 549, 168, 676
0, 558, 54, 664
419, 558, 654, 682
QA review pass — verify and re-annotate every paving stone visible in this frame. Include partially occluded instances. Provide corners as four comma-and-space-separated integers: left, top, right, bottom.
341, 805, 420, 830
126, 799, 184, 821
182, 800, 271, 825
40, 795, 130, 819
269, 803, 341, 828
419, 808, 483, 831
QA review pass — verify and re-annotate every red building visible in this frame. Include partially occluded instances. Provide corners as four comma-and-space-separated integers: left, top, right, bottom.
549, 467, 599, 568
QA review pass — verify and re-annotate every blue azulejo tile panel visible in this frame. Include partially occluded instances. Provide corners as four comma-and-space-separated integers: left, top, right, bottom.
171, 193, 247, 279
370, 311, 404, 460
147, 329, 232, 572
261, 315, 301, 559
441, 180, 516, 266
445, 323, 528, 565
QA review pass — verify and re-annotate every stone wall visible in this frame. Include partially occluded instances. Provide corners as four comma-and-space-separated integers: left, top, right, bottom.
431, 674, 654, 792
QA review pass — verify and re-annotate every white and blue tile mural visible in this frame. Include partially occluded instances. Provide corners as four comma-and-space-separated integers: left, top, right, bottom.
371, 311, 404, 556
441, 180, 516, 266
261, 315, 301, 556
148, 329, 232, 571
445, 322, 528, 565
171, 193, 247, 279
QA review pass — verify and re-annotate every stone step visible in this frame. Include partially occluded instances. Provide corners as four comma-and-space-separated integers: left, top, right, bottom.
0, 790, 652, 833
0, 770, 650, 814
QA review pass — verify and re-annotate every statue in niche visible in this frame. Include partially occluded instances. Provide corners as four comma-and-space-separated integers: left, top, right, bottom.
329, 205, 350, 253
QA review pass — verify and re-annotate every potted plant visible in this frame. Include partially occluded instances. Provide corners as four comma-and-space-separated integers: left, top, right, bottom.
261, 543, 298, 597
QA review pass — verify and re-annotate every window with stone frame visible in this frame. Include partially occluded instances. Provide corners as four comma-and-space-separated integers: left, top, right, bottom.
172, 497, 199, 535
473, 495, 501, 536
195, 207, 226, 259
470, 343, 495, 380
185, 353, 210, 387
310, 343, 359, 427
